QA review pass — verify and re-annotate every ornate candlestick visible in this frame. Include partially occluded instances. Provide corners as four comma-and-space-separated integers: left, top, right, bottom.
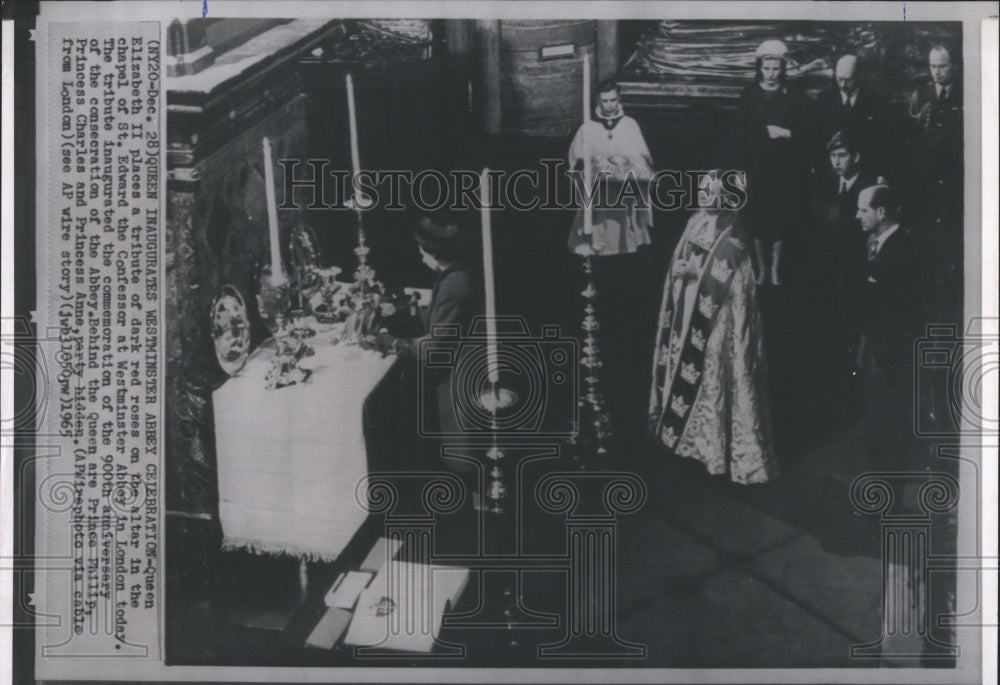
352, 207, 376, 291
257, 272, 313, 390
575, 254, 611, 460
345, 72, 376, 300
479, 168, 509, 512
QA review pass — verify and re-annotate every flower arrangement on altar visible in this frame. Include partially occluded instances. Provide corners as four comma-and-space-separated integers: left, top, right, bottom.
326, 279, 425, 348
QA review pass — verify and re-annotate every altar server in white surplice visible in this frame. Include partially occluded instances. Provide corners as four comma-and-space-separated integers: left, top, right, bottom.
566, 78, 654, 257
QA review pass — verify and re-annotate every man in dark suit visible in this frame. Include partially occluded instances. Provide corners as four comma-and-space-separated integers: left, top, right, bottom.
807, 131, 878, 424
855, 185, 920, 469
818, 131, 878, 333
815, 55, 893, 181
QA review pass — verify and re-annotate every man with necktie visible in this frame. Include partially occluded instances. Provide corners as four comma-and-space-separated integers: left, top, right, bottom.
815, 54, 893, 181
807, 131, 878, 425
906, 43, 963, 322
855, 185, 920, 469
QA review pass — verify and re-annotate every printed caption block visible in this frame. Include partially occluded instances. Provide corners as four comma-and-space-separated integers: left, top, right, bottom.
34, 20, 162, 672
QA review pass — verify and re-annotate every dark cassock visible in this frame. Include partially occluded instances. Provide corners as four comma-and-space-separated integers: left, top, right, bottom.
648, 193, 779, 485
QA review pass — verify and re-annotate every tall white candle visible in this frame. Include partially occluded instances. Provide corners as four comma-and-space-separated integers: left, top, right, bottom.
481, 169, 499, 385
582, 56, 593, 236
262, 137, 284, 281
346, 74, 361, 179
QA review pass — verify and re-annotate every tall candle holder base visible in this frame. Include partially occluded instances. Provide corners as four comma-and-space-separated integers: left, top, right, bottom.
482, 444, 506, 514
475, 386, 518, 514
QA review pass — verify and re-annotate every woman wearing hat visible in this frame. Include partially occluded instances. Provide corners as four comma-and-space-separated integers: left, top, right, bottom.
375, 213, 483, 476
411, 213, 483, 340
737, 39, 815, 286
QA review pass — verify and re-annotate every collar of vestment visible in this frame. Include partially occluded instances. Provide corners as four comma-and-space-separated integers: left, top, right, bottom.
594, 105, 624, 131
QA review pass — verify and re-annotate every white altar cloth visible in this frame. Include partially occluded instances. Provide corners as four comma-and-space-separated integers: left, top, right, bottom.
213, 340, 397, 560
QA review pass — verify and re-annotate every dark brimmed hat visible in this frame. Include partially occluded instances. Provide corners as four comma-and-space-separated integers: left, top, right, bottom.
415, 213, 466, 262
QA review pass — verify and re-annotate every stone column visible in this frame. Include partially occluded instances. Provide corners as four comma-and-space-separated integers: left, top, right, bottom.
477, 20, 502, 135
595, 21, 619, 82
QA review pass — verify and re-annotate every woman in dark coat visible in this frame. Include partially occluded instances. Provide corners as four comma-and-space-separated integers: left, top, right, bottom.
375, 213, 483, 479
737, 39, 815, 286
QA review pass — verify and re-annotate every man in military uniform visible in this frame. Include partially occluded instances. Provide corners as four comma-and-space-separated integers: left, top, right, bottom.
906, 43, 963, 321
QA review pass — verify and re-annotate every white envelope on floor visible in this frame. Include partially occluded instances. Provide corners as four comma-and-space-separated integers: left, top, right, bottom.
344, 562, 469, 652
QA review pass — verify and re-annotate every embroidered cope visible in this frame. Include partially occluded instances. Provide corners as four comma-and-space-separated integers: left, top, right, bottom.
648, 211, 779, 484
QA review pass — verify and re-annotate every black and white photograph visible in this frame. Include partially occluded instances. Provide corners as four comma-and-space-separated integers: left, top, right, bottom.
3, 1, 997, 683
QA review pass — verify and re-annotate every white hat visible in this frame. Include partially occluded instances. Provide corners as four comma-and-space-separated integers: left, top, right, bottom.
755, 39, 788, 59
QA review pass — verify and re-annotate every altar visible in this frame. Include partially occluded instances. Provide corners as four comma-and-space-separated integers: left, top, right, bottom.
213, 337, 398, 561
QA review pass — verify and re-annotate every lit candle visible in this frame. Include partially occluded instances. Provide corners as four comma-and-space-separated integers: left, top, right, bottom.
481, 169, 499, 385
262, 137, 284, 281
346, 74, 361, 180
582, 56, 593, 236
